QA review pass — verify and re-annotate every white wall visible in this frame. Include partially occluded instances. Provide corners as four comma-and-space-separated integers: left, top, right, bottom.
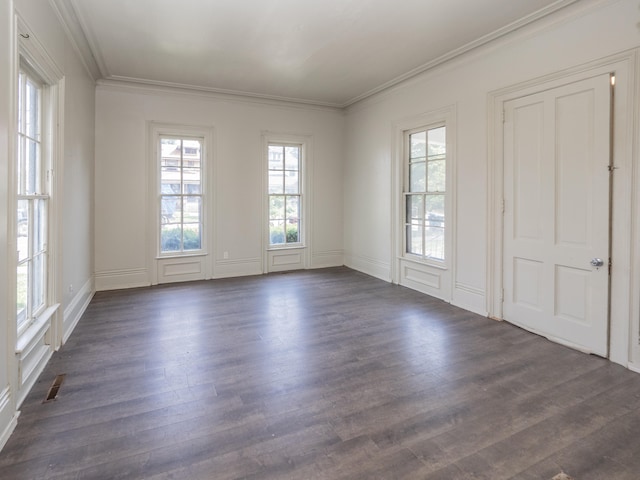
94, 85, 344, 289
0, 0, 95, 450
343, 0, 640, 367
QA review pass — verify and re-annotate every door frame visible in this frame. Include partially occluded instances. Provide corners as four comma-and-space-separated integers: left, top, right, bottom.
487, 51, 637, 367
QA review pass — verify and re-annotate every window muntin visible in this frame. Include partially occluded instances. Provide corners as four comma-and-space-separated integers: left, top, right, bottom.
159, 137, 204, 254
16, 67, 48, 334
405, 125, 446, 261
268, 144, 302, 246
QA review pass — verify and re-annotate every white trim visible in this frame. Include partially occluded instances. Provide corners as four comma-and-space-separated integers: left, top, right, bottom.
261, 132, 313, 273
346, 0, 616, 112
452, 282, 488, 317
213, 257, 262, 279
311, 249, 344, 269
0, 386, 18, 453
62, 277, 94, 344
391, 105, 457, 302
147, 122, 215, 285
346, 0, 580, 107
10, 14, 65, 406
487, 50, 637, 367
97, 78, 344, 113
94, 267, 149, 291
67, 0, 109, 77
631, 50, 640, 368
49, 0, 100, 81
344, 253, 391, 282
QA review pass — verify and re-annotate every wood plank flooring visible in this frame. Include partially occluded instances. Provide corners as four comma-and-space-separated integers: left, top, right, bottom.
1, 267, 640, 479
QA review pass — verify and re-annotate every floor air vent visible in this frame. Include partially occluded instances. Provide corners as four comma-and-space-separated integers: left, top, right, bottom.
43, 374, 66, 403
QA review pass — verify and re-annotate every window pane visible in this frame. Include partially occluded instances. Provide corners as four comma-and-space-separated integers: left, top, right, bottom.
161, 138, 181, 165
33, 199, 46, 253
270, 219, 285, 245
183, 168, 201, 193
407, 225, 422, 255
183, 140, 201, 160
285, 146, 300, 170
410, 161, 425, 192
427, 159, 446, 193
406, 195, 423, 223
26, 139, 39, 194
268, 143, 303, 247
269, 195, 285, 220
26, 80, 39, 139
425, 194, 445, 219
161, 225, 182, 252
161, 196, 181, 224
269, 170, 283, 194
32, 253, 45, 313
410, 131, 426, 159
284, 171, 299, 194
184, 196, 201, 225
425, 226, 445, 260
161, 167, 181, 191
286, 195, 299, 222
428, 127, 446, 159
17, 263, 28, 324
286, 223, 299, 243
17, 199, 29, 261
183, 224, 201, 251
268, 145, 284, 170
17, 137, 24, 194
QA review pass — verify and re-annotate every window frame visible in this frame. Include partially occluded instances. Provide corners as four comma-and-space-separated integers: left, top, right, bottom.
391, 106, 455, 302
15, 62, 49, 336
157, 135, 205, 256
148, 122, 214, 284
403, 123, 447, 264
261, 132, 312, 273
267, 142, 304, 249
11, 22, 64, 352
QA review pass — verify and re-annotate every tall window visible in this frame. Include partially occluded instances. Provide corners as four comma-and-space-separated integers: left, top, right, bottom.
159, 137, 203, 254
16, 65, 48, 334
268, 143, 302, 246
405, 125, 446, 261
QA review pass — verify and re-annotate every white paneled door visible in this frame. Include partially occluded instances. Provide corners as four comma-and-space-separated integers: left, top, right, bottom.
503, 74, 611, 356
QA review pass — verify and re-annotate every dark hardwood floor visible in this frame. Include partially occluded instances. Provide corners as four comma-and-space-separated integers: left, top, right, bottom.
1, 267, 640, 479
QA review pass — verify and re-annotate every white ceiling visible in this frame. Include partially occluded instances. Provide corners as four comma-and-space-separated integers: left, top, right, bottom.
54, 0, 578, 107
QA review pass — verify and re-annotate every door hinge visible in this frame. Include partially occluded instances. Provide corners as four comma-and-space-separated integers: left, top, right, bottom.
608, 258, 612, 275
502, 110, 505, 123
502, 198, 505, 214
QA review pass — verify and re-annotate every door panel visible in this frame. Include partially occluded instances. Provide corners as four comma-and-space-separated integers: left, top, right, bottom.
503, 74, 611, 356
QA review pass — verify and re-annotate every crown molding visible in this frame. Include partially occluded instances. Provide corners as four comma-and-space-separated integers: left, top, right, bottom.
96, 78, 345, 113
49, 0, 103, 81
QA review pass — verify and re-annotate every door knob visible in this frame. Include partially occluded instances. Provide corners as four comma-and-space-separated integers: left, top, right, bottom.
590, 258, 604, 267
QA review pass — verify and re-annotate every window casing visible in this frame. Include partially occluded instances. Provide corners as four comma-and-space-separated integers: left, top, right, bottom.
404, 125, 447, 262
16, 65, 49, 335
158, 136, 204, 255
268, 143, 303, 247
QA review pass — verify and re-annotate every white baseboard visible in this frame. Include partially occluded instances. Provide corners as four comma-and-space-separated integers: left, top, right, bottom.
63, 278, 95, 344
311, 250, 344, 269
95, 267, 149, 291
344, 253, 391, 282
0, 384, 18, 452
452, 282, 488, 316
213, 257, 262, 278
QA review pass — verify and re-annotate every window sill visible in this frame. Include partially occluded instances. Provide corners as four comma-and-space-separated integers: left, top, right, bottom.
16, 303, 59, 354
400, 255, 448, 271
267, 245, 306, 252
156, 252, 208, 260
